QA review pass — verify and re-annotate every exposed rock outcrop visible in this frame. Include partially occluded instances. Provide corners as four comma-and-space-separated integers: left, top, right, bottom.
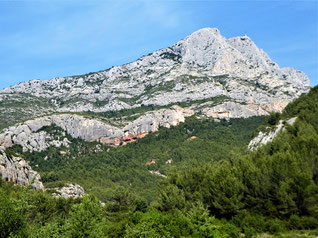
202, 101, 269, 119
122, 105, 194, 137
0, 105, 194, 151
149, 170, 167, 178
0, 28, 310, 132
52, 184, 85, 199
0, 146, 44, 190
248, 117, 297, 150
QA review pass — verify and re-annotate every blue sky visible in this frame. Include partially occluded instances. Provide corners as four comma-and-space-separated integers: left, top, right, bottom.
0, 0, 317, 89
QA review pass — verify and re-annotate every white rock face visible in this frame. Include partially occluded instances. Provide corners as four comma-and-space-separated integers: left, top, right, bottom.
248, 117, 297, 150
0, 28, 310, 127
0, 146, 44, 190
52, 184, 85, 199
0, 28, 310, 192
123, 105, 194, 136
0, 105, 194, 151
202, 102, 269, 119
149, 170, 167, 178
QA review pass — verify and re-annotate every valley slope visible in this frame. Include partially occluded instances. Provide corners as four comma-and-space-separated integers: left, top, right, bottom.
1, 86, 317, 238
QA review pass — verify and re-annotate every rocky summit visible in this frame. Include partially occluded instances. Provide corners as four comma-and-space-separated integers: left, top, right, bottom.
0, 28, 310, 151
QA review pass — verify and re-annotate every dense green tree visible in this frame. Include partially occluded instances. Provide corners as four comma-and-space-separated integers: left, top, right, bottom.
0, 86, 317, 237
0, 190, 27, 237
64, 195, 103, 237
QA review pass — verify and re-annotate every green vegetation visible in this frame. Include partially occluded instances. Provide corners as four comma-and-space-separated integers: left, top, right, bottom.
178, 95, 231, 108
81, 95, 232, 123
159, 52, 182, 61
57, 97, 92, 107
213, 74, 229, 86
93, 99, 110, 107
0, 86, 317, 237
20, 116, 265, 202
282, 85, 318, 121
0, 94, 55, 131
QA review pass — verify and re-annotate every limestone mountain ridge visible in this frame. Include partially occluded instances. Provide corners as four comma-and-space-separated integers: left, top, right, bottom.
0, 28, 311, 151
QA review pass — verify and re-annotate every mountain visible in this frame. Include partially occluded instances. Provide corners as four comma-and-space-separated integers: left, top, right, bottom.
0, 27, 316, 237
1, 86, 317, 238
0, 28, 310, 150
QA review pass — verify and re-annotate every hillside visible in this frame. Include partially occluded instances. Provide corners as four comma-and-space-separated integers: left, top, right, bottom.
0, 28, 309, 133
0, 27, 315, 237
0, 28, 310, 160
0, 86, 317, 237
3, 115, 264, 201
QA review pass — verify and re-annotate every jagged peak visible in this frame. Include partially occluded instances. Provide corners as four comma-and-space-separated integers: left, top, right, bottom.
187, 27, 221, 37
170, 27, 229, 66
228, 35, 252, 41
227, 34, 278, 71
0, 27, 310, 108
227, 35, 259, 51
180, 27, 224, 45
